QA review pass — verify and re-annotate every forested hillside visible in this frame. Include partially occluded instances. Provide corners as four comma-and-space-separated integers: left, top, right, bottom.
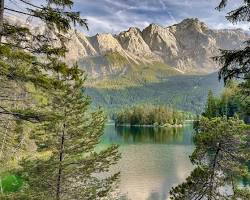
87, 72, 224, 114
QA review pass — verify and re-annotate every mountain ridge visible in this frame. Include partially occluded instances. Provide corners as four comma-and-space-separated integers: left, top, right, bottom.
5, 16, 242, 112
63, 18, 248, 80
5, 16, 248, 86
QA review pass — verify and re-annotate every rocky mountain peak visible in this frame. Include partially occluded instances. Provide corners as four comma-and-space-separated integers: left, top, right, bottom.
143, 23, 164, 34
117, 26, 158, 59
176, 18, 208, 33
15, 16, 247, 77
142, 22, 178, 58
88, 33, 123, 54
65, 19, 248, 75
127, 27, 142, 34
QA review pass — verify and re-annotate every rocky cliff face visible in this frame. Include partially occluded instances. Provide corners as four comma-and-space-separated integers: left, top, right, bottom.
63, 18, 248, 78
6, 16, 248, 78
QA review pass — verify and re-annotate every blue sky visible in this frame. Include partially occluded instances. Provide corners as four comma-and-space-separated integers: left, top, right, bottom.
4, 0, 249, 35
73, 0, 249, 35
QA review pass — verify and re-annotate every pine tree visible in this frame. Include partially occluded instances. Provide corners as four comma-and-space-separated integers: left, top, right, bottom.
0, 0, 87, 167
214, 0, 249, 83
214, 0, 250, 114
203, 90, 218, 118
170, 117, 250, 200
0, 0, 88, 120
170, 2, 250, 198
214, 0, 250, 115
0, 1, 121, 199
2, 65, 120, 200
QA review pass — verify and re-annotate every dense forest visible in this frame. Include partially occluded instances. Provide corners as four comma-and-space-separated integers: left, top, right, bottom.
87, 72, 224, 115
114, 105, 193, 126
202, 81, 250, 122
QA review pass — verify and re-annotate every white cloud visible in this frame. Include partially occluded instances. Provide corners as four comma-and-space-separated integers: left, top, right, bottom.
75, 0, 249, 35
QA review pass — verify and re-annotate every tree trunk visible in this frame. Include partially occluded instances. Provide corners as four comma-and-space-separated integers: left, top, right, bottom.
56, 123, 66, 200
0, 177, 3, 194
0, 0, 4, 42
208, 143, 221, 200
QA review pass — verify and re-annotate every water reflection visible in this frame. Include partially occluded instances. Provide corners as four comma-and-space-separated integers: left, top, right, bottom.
147, 192, 162, 200
102, 123, 194, 200
103, 124, 193, 145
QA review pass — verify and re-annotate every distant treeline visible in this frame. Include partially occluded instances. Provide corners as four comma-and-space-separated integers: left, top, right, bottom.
86, 73, 223, 115
202, 81, 250, 123
114, 104, 193, 126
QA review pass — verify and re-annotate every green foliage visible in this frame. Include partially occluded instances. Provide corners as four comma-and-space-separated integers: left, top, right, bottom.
202, 81, 247, 120
203, 90, 218, 118
1, 67, 120, 200
170, 117, 250, 200
0, 1, 120, 199
0, 174, 23, 193
87, 73, 224, 115
216, 0, 250, 26
114, 104, 190, 126
214, 0, 249, 84
240, 80, 250, 121
171, 1, 250, 199
0, 0, 88, 168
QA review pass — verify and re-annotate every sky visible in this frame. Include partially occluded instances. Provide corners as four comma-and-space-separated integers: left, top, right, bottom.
4, 0, 249, 36
73, 0, 249, 35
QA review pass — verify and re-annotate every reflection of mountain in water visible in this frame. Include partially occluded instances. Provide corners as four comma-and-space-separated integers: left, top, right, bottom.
102, 124, 194, 145
101, 124, 195, 200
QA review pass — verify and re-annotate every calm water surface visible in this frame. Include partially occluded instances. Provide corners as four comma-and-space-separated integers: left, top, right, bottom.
101, 123, 195, 200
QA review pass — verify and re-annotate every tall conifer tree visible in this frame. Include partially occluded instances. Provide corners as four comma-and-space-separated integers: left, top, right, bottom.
0, 0, 88, 165
170, 117, 250, 200
14, 65, 120, 200
0, 1, 120, 199
170, 1, 250, 199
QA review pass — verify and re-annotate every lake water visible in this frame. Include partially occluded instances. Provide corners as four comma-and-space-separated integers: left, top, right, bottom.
101, 123, 195, 200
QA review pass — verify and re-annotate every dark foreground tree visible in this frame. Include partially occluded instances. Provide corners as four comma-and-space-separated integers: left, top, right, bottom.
170, 2, 250, 199
170, 117, 250, 200
215, 0, 250, 114
214, 0, 249, 83
0, 1, 121, 199
0, 0, 88, 166
1, 65, 120, 200
202, 82, 244, 119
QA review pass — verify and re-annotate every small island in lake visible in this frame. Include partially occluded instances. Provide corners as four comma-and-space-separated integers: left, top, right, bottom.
114, 104, 192, 127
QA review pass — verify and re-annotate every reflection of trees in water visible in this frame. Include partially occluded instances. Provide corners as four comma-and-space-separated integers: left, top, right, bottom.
115, 126, 185, 144
116, 191, 165, 200
146, 191, 161, 200
242, 176, 250, 187
115, 193, 131, 200
146, 191, 168, 200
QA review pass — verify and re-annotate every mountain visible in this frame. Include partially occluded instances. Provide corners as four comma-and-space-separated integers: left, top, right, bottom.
6, 17, 248, 113
62, 18, 248, 84
6, 16, 248, 87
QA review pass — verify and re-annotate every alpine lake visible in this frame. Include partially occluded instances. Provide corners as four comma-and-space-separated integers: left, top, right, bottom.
99, 122, 195, 200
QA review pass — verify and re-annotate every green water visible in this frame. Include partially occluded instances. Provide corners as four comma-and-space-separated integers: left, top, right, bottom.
102, 123, 195, 200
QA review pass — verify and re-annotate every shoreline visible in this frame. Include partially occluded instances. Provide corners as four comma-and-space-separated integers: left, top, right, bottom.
114, 123, 185, 128
106, 120, 194, 127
